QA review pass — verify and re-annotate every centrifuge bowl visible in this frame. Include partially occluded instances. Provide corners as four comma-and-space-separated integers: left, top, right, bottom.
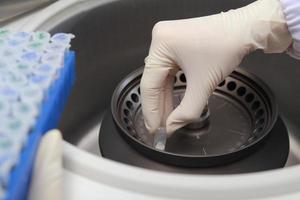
21, 0, 300, 199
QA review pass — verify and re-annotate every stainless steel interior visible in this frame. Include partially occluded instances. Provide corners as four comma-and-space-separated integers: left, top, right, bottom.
0, 0, 56, 24
43, 0, 300, 167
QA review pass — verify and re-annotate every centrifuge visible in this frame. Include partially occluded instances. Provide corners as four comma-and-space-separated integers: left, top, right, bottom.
4, 0, 300, 199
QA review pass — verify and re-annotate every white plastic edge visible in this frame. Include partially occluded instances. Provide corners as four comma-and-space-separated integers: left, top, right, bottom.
14, 0, 300, 199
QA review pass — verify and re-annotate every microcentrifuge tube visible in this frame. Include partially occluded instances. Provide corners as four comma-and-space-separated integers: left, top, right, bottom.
25, 41, 46, 52
4, 70, 28, 88
0, 29, 10, 39
0, 99, 10, 117
50, 33, 75, 45
19, 84, 44, 105
13, 62, 34, 75
153, 127, 167, 151
41, 52, 65, 67
11, 32, 32, 42
20, 51, 41, 64
29, 74, 53, 90
12, 101, 38, 119
45, 42, 70, 54
0, 86, 19, 102
32, 31, 50, 43
34, 63, 57, 76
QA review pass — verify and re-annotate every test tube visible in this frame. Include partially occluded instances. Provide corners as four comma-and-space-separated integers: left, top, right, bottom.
41, 52, 65, 67
11, 32, 32, 43
3, 70, 28, 88
12, 101, 39, 119
0, 99, 10, 117
20, 51, 41, 64
1, 118, 30, 145
13, 62, 34, 76
19, 84, 44, 105
34, 63, 57, 77
0, 153, 14, 187
6, 38, 27, 50
25, 41, 46, 52
0, 39, 5, 50
0, 29, 10, 39
29, 74, 53, 90
0, 60, 8, 71
0, 131, 18, 187
153, 127, 167, 151
0, 47, 22, 62
50, 33, 75, 45
32, 31, 51, 44
0, 86, 19, 102
45, 42, 70, 55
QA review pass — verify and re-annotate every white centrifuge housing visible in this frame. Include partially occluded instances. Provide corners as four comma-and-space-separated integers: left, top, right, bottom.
5, 0, 300, 199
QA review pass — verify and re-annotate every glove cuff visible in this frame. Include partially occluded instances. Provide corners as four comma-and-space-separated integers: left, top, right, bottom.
280, 0, 300, 59
246, 0, 292, 53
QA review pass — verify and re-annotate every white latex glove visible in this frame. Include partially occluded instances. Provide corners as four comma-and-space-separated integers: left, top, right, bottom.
28, 129, 63, 200
141, 0, 292, 135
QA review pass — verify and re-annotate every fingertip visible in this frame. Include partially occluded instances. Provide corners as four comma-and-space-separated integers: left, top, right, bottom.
144, 119, 160, 135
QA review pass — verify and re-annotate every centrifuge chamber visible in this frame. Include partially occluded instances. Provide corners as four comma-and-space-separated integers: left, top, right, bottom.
19, 0, 300, 199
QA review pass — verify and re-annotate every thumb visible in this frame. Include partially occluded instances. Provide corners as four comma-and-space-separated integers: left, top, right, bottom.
28, 129, 63, 200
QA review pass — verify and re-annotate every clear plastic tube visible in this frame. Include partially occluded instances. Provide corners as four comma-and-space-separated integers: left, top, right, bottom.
11, 32, 32, 43
12, 101, 38, 119
0, 86, 19, 102
19, 84, 44, 105
41, 52, 65, 67
0, 29, 10, 39
3, 70, 28, 88
0, 99, 10, 117
34, 63, 57, 77
29, 74, 53, 90
32, 32, 50, 44
1, 118, 31, 145
20, 51, 41, 64
153, 127, 167, 151
50, 33, 75, 45
13, 62, 35, 76
45, 42, 70, 54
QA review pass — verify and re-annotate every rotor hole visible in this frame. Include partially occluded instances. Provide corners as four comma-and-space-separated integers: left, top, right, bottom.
126, 101, 133, 110
179, 73, 186, 83
252, 101, 260, 110
256, 127, 263, 133
256, 118, 265, 126
227, 81, 237, 91
255, 109, 264, 118
218, 80, 225, 87
123, 117, 129, 124
131, 93, 139, 103
126, 126, 132, 132
245, 93, 254, 103
237, 87, 246, 96
123, 109, 129, 116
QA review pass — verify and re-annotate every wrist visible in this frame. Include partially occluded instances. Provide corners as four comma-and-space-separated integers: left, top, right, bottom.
223, 0, 292, 54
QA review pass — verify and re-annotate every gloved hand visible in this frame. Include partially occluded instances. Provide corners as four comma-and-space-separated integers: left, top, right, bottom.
141, 0, 292, 135
28, 129, 63, 200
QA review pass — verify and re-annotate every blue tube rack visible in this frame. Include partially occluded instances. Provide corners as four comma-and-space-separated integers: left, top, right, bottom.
4, 51, 76, 200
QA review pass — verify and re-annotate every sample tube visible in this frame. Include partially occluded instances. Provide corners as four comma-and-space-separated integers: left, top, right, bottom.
19, 84, 44, 105
0, 86, 19, 102
50, 33, 75, 45
0, 99, 10, 117
153, 127, 167, 151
